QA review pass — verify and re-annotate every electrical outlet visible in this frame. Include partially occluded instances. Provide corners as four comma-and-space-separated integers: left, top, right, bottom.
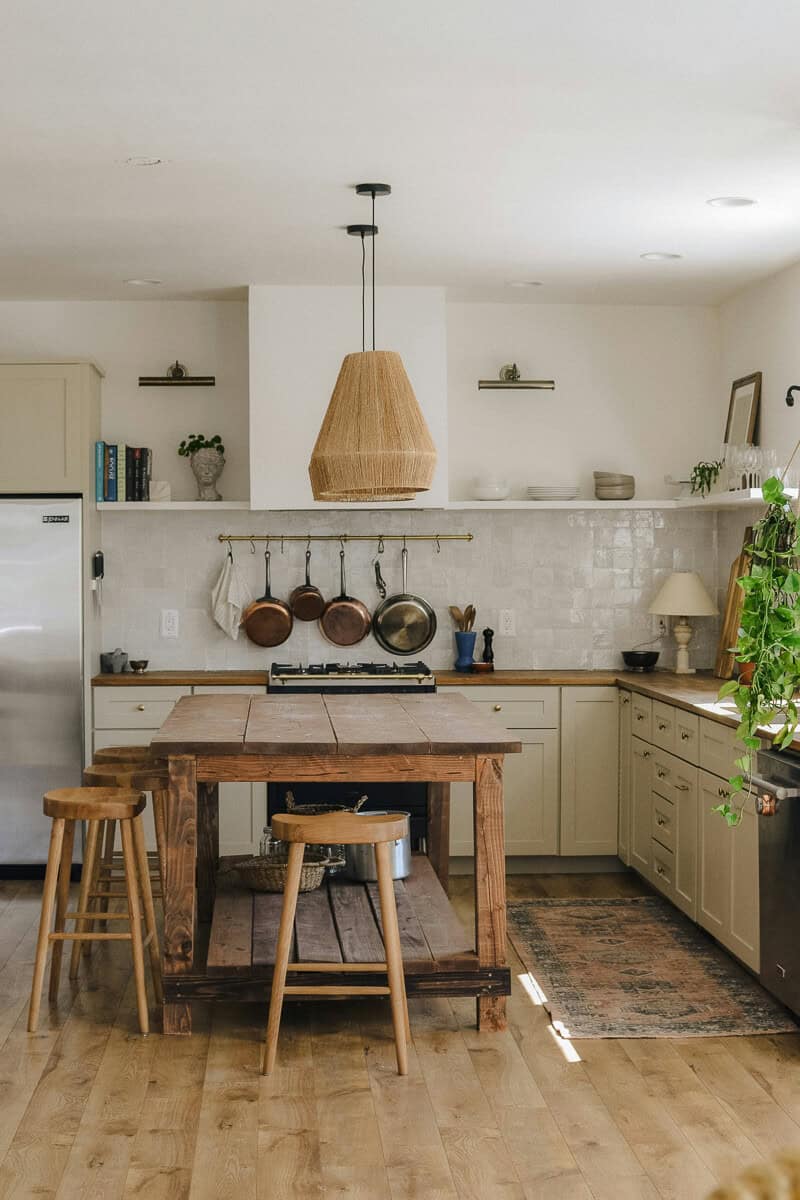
160, 609, 180, 639
654, 617, 668, 638
499, 609, 516, 637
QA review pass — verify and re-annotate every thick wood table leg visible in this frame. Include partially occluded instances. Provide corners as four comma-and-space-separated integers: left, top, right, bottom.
426, 782, 450, 895
473, 755, 507, 1032
163, 755, 197, 1035
196, 782, 219, 924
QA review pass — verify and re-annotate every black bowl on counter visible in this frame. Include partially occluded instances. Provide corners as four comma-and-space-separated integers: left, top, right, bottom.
621, 650, 660, 673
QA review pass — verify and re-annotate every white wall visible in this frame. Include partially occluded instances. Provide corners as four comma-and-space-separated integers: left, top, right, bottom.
248, 286, 449, 508
720, 260, 800, 470
0, 301, 249, 501
447, 302, 722, 499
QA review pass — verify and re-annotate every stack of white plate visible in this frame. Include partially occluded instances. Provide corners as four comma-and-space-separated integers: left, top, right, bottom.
525, 484, 580, 501
594, 471, 635, 500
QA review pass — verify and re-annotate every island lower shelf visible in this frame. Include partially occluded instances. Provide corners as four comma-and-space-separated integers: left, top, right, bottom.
166, 853, 511, 1003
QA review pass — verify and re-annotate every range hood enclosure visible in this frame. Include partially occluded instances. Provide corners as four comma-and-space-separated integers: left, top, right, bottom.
249, 286, 448, 509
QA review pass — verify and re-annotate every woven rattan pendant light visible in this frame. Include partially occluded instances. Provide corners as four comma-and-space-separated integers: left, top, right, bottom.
309, 184, 437, 502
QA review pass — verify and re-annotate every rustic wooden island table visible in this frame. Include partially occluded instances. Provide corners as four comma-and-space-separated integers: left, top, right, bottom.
150, 692, 521, 1035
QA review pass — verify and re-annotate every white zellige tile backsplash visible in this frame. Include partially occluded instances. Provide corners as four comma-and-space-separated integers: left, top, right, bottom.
98, 508, 722, 673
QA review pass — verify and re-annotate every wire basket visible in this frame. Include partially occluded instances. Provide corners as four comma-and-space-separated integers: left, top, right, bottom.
235, 850, 340, 893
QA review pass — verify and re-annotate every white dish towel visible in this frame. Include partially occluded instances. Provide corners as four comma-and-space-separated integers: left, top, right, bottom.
211, 551, 254, 640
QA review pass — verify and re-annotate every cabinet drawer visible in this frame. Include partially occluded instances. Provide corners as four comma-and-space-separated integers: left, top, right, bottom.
631, 694, 652, 740
652, 841, 675, 894
652, 747, 697, 806
652, 701, 676, 753
452, 688, 559, 728
94, 686, 190, 729
675, 710, 700, 765
652, 793, 675, 851
699, 717, 739, 779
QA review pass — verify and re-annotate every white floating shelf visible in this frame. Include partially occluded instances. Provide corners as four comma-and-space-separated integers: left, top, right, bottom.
447, 499, 679, 510
97, 500, 251, 511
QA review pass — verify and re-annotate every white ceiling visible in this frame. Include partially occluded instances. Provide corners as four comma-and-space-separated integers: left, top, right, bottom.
4, 0, 800, 304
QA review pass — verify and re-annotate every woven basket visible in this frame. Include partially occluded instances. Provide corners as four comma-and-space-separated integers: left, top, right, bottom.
235, 851, 333, 893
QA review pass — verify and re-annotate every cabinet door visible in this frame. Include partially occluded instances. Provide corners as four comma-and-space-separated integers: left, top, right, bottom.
727, 796, 759, 972
630, 737, 653, 878
672, 764, 698, 921
560, 687, 619, 855
450, 732, 559, 855
618, 691, 632, 864
0, 364, 86, 492
698, 769, 730, 940
193, 686, 268, 855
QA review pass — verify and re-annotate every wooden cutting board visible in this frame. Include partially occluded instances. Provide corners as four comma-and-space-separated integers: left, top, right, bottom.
714, 526, 753, 679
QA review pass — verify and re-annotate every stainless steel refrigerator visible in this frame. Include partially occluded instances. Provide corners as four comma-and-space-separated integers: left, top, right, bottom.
0, 497, 83, 863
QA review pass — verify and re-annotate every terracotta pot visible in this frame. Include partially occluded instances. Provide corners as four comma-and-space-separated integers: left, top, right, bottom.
738, 661, 755, 686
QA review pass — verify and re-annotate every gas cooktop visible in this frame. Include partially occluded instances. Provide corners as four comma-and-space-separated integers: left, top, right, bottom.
268, 661, 435, 693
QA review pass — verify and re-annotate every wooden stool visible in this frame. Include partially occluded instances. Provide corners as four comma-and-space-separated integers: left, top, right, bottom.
28, 787, 162, 1034
262, 810, 411, 1077
82, 762, 168, 915
93, 745, 159, 765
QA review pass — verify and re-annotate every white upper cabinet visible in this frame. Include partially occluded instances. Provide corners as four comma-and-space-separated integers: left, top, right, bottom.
248, 286, 449, 509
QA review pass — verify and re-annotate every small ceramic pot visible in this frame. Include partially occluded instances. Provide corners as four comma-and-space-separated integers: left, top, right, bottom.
738, 661, 755, 686
190, 447, 225, 501
454, 630, 477, 673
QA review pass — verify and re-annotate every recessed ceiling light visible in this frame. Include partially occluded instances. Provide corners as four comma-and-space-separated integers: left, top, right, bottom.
124, 278, 162, 286
706, 196, 756, 208
508, 280, 543, 288
121, 156, 166, 167
640, 252, 683, 261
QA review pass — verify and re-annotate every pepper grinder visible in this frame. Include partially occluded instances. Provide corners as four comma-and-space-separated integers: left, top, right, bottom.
482, 628, 495, 665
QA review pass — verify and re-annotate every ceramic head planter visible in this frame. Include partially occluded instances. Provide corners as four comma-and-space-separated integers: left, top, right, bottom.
178, 434, 226, 501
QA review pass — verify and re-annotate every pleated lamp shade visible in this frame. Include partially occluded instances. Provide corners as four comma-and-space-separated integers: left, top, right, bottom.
309, 350, 437, 501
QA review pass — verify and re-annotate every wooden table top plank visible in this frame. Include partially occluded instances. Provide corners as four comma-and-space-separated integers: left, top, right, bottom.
321, 694, 431, 755
244, 695, 337, 755
150, 693, 251, 755
152, 692, 520, 757
397, 693, 522, 754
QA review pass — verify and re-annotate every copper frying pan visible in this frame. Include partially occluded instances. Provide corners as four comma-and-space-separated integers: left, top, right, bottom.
243, 548, 293, 647
289, 547, 326, 621
319, 548, 371, 647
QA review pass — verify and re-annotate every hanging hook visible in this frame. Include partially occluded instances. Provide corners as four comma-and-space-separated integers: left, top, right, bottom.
226, 540, 233, 562
249, 537, 255, 554
435, 534, 441, 554
280, 535, 285, 555
306, 534, 312, 552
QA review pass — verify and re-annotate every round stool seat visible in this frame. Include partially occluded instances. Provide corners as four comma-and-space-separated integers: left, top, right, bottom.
93, 745, 159, 765
83, 762, 168, 793
272, 810, 409, 846
43, 787, 145, 822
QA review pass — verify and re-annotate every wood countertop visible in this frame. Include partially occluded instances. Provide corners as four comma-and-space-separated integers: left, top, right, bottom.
92, 669, 269, 687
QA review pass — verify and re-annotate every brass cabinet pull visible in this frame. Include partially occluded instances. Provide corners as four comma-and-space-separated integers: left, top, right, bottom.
718, 785, 730, 799
680, 730, 691, 741
675, 782, 690, 792
493, 704, 502, 712
656, 864, 667, 877
643, 750, 651, 759
656, 815, 666, 826
656, 768, 667, 779
657, 722, 667, 732
621, 695, 630, 705
136, 704, 146, 712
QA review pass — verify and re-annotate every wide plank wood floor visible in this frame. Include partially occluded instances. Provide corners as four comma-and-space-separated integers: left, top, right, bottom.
0, 872, 797, 1199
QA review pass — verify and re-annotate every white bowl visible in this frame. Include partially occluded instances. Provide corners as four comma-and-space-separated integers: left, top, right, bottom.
473, 484, 510, 501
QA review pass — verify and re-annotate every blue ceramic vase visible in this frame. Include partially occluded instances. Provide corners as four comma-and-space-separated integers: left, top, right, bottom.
454, 630, 477, 673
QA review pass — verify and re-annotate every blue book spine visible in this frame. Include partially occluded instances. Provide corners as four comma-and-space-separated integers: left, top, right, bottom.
95, 441, 105, 501
107, 444, 118, 502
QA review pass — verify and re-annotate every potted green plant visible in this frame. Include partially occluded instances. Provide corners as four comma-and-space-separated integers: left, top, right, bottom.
716, 475, 800, 824
178, 433, 226, 501
690, 459, 723, 498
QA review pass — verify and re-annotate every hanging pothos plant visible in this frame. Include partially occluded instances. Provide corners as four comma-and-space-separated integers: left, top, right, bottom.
716, 475, 800, 825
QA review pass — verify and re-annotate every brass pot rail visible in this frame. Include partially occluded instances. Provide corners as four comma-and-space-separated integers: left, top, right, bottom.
217, 532, 473, 546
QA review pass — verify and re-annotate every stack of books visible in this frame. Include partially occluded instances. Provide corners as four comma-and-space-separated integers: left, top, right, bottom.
95, 442, 153, 501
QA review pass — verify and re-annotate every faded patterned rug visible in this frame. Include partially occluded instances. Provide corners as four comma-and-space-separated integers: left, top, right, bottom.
507, 896, 798, 1038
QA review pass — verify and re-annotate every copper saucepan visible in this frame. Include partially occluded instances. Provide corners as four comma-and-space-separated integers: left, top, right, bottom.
319, 548, 371, 647
243, 548, 293, 647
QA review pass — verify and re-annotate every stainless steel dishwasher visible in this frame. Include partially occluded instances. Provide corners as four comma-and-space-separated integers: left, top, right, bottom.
751, 747, 800, 1016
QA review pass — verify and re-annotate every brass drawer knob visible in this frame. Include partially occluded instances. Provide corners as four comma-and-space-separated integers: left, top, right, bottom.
621, 695, 630, 705
656, 816, 666, 826
657, 722, 667, 732
675, 782, 690, 792
136, 704, 146, 712
493, 704, 502, 712
636, 712, 645, 720
656, 768, 667, 779
656, 864, 667, 878
680, 730, 691, 741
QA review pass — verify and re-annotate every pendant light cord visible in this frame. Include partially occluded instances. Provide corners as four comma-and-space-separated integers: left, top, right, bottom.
360, 232, 366, 353
372, 189, 376, 351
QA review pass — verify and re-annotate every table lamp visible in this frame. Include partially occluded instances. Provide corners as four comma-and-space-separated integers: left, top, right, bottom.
648, 571, 718, 674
